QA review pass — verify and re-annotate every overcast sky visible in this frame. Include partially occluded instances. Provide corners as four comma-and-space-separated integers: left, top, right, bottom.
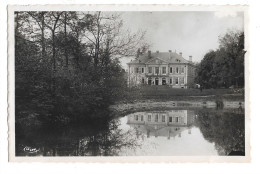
120, 11, 244, 67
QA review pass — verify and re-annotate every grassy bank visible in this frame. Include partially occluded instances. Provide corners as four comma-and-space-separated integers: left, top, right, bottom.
114, 86, 244, 104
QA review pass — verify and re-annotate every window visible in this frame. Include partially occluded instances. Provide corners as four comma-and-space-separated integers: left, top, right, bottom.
141, 115, 144, 121
170, 78, 172, 84
135, 115, 138, 121
142, 67, 144, 73
176, 67, 179, 74
170, 67, 173, 73
175, 117, 179, 123
181, 77, 185, 84
155, 67, 159, 74
142, 78, 145, 84
148, 115, 151, 122
162, 67, 166, 74
162, 115, 165, 122
148, 67, 152, 74
181, 67, 185, 74
175, 77, 179, 85
135, 67, 139, 73
169, 117, 173, 123
155, 114, 158, 122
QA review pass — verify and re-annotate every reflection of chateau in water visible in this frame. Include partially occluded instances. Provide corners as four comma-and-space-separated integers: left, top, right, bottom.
127, 110, 195, 139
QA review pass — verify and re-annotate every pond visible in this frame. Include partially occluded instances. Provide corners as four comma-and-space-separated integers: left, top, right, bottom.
15, 108, 245, 156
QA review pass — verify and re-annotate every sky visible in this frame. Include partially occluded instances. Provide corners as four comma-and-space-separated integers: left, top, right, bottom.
120, 11, 244, 68
119, 116, 218, 156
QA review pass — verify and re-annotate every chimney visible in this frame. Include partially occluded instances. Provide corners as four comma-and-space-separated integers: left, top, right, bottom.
179, 52, 182, 56
169, 50, 172, 52
136, 48, 141, 58
189, 56, 192, 62
148, 50, 152, 58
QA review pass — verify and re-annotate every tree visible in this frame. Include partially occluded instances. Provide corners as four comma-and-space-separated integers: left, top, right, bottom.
15, 11, 149, 126
45, 12, 64, 71
195, 110, 245, 155
82, 12, 148, 68
27, 12, 47, 60
195, 30, 245, 88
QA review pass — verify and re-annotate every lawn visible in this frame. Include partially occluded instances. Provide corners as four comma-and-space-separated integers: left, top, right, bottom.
117, 85, 244, 102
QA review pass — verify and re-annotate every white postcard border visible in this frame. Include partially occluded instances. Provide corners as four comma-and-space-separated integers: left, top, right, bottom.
7, 4, 250, 163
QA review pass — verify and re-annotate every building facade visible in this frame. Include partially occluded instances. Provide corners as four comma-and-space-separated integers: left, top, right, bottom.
127, 110, 195, 139
127, 50, 196, 88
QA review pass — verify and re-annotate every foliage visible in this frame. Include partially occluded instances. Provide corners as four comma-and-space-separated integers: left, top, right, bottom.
16, 110, 139, 156
15, 11, 147, 125
195, 31, 245, 88
195, 110, 245, 155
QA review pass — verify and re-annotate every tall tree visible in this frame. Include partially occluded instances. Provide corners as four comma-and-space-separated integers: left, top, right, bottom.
27, 12, 47, 60
195, 30, 245, 88
45, 12, 63, 71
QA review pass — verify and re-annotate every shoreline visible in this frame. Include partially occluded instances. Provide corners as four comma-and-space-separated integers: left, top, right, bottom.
110, 97, 244, 116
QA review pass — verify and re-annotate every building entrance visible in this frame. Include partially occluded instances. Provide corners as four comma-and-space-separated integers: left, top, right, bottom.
148, 78, 152, 85
162, 78, 166, 85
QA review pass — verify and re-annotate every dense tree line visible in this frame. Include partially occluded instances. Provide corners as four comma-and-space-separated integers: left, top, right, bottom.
15, 11, 148, 125
195, 31, 245, 89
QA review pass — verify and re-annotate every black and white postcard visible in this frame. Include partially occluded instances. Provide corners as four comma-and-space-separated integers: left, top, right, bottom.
8, 4, 249, 162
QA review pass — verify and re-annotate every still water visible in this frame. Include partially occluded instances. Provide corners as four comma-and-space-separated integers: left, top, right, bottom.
16, 108, 245, 156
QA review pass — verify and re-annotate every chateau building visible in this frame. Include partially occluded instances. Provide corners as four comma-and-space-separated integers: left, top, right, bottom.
127, 110, 195, 139
127, 50, 196, 88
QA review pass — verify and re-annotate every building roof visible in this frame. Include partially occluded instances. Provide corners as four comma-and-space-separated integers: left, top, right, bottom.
127, 51, 190, 64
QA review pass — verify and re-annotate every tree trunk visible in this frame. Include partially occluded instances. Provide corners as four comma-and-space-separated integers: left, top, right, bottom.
41, 12, 46, 60
52, 30, 56, 71
64, 12, 68, 68
94, 12, 101, 68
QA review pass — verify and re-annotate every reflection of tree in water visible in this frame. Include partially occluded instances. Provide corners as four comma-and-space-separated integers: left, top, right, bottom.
194, 110, 245, 156
16, 109, 139, 156
77, 119, 139, 156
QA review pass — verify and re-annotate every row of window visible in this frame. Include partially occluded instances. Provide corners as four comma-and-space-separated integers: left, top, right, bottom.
134, 115, 179, 123
143, 77, 185, 85
131, 66, 185, 74
169, 77, 185, 85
